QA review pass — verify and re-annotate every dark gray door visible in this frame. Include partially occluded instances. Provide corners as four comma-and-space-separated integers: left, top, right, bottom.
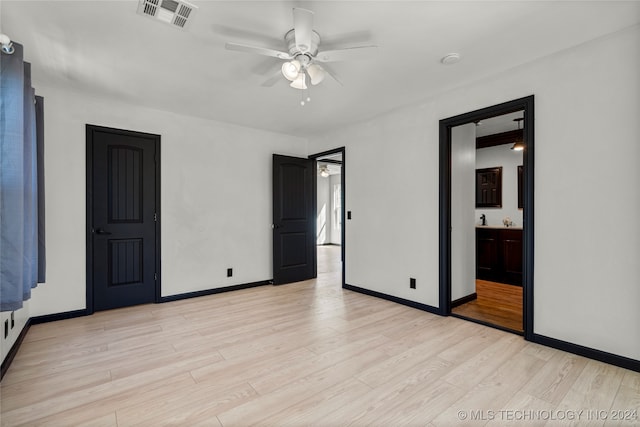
272, 154, 316, 285
87, 125, 159, 311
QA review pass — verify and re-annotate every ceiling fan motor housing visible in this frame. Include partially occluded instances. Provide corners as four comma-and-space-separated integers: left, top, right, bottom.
284, 29, 320, 57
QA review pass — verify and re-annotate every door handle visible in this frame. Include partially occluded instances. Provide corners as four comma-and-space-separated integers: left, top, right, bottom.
93, 228, 112, 235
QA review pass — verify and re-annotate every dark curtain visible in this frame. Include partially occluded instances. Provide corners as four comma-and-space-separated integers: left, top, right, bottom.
0, 42, 46, 311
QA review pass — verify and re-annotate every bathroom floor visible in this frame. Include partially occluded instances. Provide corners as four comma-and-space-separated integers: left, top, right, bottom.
452, 280, 523, 333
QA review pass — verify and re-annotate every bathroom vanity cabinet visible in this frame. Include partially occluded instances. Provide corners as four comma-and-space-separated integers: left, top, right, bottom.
476, 227, 523, 286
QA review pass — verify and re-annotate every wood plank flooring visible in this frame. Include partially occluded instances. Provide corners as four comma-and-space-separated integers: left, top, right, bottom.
452, 280, 524, 333
1, 246, 638, 426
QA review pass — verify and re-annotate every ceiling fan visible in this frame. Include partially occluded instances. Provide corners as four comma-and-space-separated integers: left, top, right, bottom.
318, 164, 330, 177
225, 8, 377, 90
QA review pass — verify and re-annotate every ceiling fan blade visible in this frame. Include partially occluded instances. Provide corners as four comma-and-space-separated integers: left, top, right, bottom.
260, 70, 284, 87
293, 8, 314, 54
320, 30, 372, 49
225, 42, 292, 60
250, 57, 282, 76
315, 45, 378, 63
319, 63, 343, 86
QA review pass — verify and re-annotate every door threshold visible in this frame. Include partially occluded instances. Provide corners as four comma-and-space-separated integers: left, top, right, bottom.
450, 312, 524, 336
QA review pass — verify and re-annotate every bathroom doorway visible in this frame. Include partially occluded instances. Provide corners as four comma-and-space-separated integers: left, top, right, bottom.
450, 112, 524, 333
439, 96, 534, 339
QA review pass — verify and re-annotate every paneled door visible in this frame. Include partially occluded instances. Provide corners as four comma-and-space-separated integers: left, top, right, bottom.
272, 154, 316, 285
87, 125, 160, 311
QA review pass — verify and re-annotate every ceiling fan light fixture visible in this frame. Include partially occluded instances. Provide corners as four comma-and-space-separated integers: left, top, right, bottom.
281, 60, 301, 81
306, 64, 325, 85
0, 34, 14, 55
290, 72, 307, 90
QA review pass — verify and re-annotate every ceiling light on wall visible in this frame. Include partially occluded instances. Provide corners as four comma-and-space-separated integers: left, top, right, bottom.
511, 118, 525, 151
441, 53, 460, 65
319, 165, 330, 178
0, 34, 15, 55
512, 140, 525, 151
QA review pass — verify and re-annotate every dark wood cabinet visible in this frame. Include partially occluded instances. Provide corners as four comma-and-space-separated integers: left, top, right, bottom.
476, 228, 522, 286
500, 229, 523, 285
476, 229, 499, 281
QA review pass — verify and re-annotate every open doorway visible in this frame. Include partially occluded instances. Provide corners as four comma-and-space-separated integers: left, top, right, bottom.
310, 148, 345, 287
449, 112, 524, 333
439, 96, 534, 340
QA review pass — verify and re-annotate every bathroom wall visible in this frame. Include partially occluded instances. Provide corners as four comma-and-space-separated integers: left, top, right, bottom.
475, 144, 524, 227
451, 124, 477, 300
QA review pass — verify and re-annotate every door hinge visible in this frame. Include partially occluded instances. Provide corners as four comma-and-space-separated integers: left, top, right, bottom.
154, 212, 157, 222
154, 273, 157, 281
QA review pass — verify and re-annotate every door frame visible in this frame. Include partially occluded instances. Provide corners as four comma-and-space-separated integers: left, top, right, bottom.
85, 124, 162, 315
309, 147, 346, 288
439, 96, 534, 340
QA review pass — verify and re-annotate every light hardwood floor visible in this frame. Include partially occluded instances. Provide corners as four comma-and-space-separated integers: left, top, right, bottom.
1, 245, 638, 426
452, 280, 524, 333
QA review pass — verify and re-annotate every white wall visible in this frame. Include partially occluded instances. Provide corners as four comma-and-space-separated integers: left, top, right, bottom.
476, 144, 524, 227
25, 85, 306, 318
451, 124, 477, 301
312, 105, 440, 306
317, 175, 330, 245
0, 302, 29, 363
309, 25, 640, 361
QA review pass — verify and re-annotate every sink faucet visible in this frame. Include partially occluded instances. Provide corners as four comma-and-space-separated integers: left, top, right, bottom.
480, 214, 486, 226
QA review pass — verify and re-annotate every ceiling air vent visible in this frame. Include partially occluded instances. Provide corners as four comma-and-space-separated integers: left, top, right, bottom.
137, 0, 197, 29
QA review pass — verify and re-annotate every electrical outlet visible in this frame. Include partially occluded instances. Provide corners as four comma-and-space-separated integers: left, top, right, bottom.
227, 268, 233, 277
410, 278, 416, 289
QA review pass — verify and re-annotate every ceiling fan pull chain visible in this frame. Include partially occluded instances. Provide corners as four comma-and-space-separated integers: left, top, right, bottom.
300, 80, 311, 107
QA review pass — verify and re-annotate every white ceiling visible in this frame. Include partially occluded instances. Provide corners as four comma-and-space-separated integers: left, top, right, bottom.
3, 1, 639, 137
475, 111, 524, 137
